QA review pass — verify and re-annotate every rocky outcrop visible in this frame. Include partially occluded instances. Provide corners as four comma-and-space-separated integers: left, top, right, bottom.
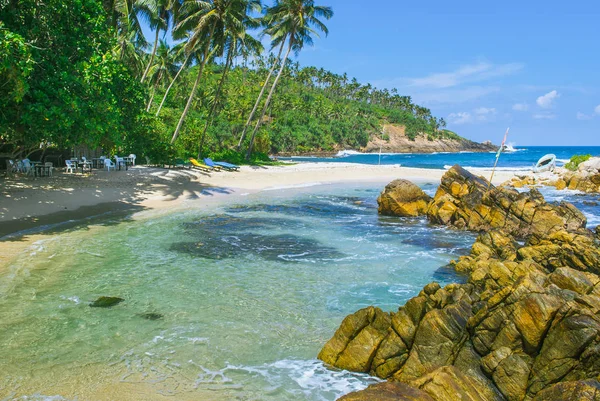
321, 168, 600, 401
363, 124, 498, 154
377, 179, 432, 217
504, 157, 600, 194
427, 165, 586, 238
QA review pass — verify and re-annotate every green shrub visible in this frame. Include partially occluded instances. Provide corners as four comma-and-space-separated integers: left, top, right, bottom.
564, 154, 591, 171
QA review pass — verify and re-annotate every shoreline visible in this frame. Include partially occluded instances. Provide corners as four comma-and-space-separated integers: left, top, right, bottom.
0, 163, 518, 266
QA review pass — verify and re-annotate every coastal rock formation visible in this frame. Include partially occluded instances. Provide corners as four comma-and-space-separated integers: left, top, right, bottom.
321, 168, 600, 401
363, 124, 498, 154
377, 179, 432, 217
504, 157, 600, 194
426, 165, 586, 237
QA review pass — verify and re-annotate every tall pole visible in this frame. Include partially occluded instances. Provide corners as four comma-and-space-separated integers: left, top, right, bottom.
488, 128, 510, 191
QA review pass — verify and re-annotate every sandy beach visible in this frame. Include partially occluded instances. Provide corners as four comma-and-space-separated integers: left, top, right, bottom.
0, 163, 518, 266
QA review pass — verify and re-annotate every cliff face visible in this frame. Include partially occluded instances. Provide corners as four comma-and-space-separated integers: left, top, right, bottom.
362, 124, 497, 154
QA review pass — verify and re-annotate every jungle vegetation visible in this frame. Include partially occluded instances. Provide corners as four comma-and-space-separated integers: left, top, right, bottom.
1, 0, 457, 164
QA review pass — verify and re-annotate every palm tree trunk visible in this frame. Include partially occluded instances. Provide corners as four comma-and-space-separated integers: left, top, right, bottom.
170, 25, 215, 145
146, 71, 162, 112
236, 38, 286, 150
141, 28, 160, 83
245, 39, 293, 160
198, 41, 235, 159
156, 54, 190, 117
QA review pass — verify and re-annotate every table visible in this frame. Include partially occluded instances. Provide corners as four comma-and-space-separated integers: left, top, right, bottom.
92, 158, 104, 169
116, 158, 131, 171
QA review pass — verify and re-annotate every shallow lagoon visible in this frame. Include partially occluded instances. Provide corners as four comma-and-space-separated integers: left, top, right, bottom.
1, 182, 596, 400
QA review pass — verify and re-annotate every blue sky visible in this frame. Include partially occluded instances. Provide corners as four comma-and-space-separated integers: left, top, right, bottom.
143, 0, 599, 146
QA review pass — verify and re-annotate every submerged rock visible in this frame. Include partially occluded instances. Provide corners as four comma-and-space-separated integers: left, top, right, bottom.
320, 169, 600, 400
140, 312, 163, 320
377, 179, 432, 217
89, 296, 124, 308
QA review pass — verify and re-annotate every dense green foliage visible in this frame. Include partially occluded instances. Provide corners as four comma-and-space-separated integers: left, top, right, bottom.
1, 0, 459, 164
565, 154, 591, 171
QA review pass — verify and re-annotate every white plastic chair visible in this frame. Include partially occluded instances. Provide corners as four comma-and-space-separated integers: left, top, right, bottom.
104, 158, 115, 171
65, 160, 75, 173
22, 159, 33, 176
114, 156, 124, 170
45, 162, 53, 177
128, 154, 136, 166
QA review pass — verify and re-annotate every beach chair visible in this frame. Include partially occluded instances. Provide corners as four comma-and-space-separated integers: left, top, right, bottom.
203, 158, 222, 171
104, 158, 115, 171
128, 154, 136, 166
189, 158, 212, 172
114, 156, 125, 170
45, 162, 54, 177
22, 159, 33, 176
65, 160, 75, 173
214, 160, 240, 171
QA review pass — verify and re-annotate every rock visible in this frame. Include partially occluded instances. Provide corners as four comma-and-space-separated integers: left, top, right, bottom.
318, 306, 391, 373
140, 312, 163, 320
578, 157, 600, 173
90, 296, 124, 308
338, 381, 435, 401
377, 179, 432, 217
320, 171, 600, 401
427, 165, 586, 238
533, 379, 600, 400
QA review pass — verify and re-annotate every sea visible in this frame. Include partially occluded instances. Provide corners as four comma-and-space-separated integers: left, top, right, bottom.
1, 146, 599, 400
281, 145, 600, 172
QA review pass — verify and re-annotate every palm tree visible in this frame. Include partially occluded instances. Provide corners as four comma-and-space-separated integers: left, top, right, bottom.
170, 0, 258, 145
146, 40, 177, 111
198, 21, 263, 157
155, 37, 193, 116
138, 0, 177, 83
236, 33, 287, 150
245, 0, 333, 159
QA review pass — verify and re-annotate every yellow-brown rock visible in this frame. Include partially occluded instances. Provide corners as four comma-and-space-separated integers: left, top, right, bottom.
338, 381, 435, 401
378, 179, 432, 217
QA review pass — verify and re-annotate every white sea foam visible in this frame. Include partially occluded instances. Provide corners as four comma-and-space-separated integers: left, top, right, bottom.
335, 150, 363, 157
262, 182, 324, 191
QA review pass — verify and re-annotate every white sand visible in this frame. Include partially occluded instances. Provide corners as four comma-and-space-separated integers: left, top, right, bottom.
0, 162, 519, 265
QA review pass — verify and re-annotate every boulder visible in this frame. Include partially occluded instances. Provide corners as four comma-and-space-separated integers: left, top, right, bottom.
533, 380, 600, 400
427, 165, 587, 238
378, 179, 432, 217
338, 382, 435, 401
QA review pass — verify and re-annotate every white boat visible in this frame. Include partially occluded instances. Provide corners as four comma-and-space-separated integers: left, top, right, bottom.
533, 154, 556, 173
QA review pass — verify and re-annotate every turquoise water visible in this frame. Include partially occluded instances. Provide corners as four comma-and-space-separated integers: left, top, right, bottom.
1, 182, 597, 400
281, 146, 600, 170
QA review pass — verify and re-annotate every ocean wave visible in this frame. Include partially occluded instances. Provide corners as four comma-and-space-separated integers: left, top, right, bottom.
444, 165, 533, 172
262, 182, 324, 191
335, 150, 363, 157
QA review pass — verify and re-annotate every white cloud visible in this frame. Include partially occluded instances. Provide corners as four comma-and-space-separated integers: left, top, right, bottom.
512, 103, 528, 111
474, 107, 496, 115
595, 105, 600, 115
408, 62, 523, 89
533, 112, 556, 120
577, 112, 592, 120
536, 90, 559, 108
447, 112, 473, 125
410, 86, 500, 105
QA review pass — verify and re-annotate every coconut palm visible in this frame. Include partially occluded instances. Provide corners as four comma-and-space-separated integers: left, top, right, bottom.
138, 0, 177, 83
245, 0, 333, 159
155, 36, 194, 116
197, 28, 263, 157
170, 0, 259, 145
146, 40, 178, 111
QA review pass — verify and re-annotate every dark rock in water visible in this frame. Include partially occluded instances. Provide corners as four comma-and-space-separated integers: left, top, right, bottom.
377, 179, 432, 217
171, 232, 344, 263
90, 296, 124, 308
583, 201, 599, 206
140, 313, 163, 320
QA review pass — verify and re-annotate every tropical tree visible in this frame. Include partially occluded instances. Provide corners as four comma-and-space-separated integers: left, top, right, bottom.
245, 0, 333, 159
198, 17, 263, 157
145, 39, 177, 111
138, 0, 177, 83
170, 0, 259, 145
